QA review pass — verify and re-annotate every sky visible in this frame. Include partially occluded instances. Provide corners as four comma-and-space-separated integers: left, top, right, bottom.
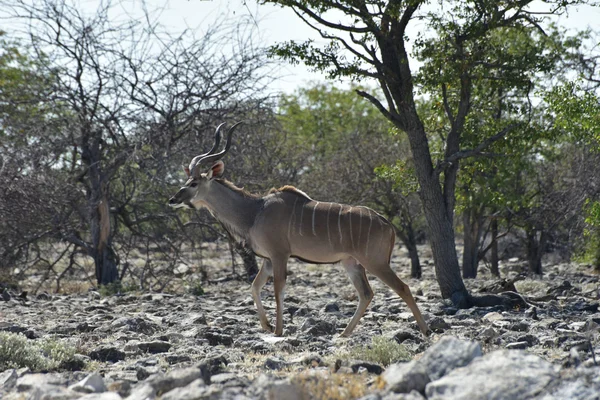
69, 0, 600, 94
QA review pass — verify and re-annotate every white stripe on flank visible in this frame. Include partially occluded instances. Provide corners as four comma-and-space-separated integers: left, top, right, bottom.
338, 204, 344, 244
312, 202, 319, 236
288, 197, 298, 237
327, 203, 333, 248
349, 207, 355, 251
299, 200, 305, 236
358, 208, 363, 244
365, 209, 373, 257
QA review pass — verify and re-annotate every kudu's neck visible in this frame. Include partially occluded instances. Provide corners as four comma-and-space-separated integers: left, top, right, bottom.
202, 179, 263, 241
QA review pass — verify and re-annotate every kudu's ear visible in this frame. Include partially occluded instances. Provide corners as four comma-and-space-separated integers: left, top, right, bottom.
183, 165, 191, 178
206, 161, 224, 180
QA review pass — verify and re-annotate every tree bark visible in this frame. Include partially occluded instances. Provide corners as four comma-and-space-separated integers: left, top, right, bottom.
490, 218, 500, 277
526, 229, 546, 275
235, 242, 259, 282
462, 206, 485, 279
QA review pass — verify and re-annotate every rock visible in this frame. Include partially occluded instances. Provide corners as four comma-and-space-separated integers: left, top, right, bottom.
300, 318, 337, 336
78, 392, 123, 400
427, 317, 450, 333
383, 361, 430, 394
137, 341, 171, 354
89, 347, 126, 362
425, 350, 558, 400
26, 384, 80, 400
264, 357, 287, 370
202, 331, 233, 346
389, 330, 421, 344
508, 321, 530, 332
165, 354, 192, 365
506, 341, 529, 350
351, 361, 384, 375
478, 326, 498, 342
0, 369, 18, 390
482, 312, 504, 322
418, 336, 482, 381
59, 354, 87, 371
109, 317, 159, 335
126, 366, 204, 400
16, 373, 66, 391
249, 374, 303, 400
159, 378, 206, 400
69, 372, 107, 393
324, 303, 340, 312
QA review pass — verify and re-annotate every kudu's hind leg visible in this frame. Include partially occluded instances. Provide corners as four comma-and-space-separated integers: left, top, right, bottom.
368, 264, 430, 335
341, 258, 373, 337
271, 255, 289, 337
252, 259, 273, 332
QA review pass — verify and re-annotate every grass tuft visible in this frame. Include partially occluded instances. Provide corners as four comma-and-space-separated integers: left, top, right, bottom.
339, 336, 411, 367
0, 332, 79, 371
292, 371, 368, 400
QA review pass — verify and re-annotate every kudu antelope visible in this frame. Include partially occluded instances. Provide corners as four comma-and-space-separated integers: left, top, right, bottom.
168, 122, 430, 337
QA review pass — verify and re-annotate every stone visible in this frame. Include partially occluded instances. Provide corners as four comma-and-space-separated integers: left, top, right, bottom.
506, 341, 529, 350
300, 318, 337, 336
69, 372, 107, 393
417, 336, 482, 381
425, 350, 558, 400
427, 317, 450, 333
351, 361, 384, 375
137, 341, 171, 354
159, 378, 206, 400
263, 357, 287, 370
0, 369, 18, 390
482, 312, 504, 322
383, 361, 430, 394
16, 373, 66, 391
89, 347, 126, 362
78, 393, 123, 400
26, 384, 80, 400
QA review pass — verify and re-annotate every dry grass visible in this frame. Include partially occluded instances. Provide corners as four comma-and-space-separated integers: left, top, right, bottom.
292, 370, 370, 400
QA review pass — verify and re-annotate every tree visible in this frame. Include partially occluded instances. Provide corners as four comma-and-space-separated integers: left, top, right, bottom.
2, 0, 272, 286
263, 0, 596, 307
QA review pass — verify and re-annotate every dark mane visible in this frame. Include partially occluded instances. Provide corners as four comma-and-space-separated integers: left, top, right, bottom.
269, 185, 312, 200
214, 179, 259, 199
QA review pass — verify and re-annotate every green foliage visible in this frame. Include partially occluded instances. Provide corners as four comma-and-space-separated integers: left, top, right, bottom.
0, 332, 78, 371
188, 281, 205, 296
545, 83, 600, 151
342, 336, 411, 366
277, 83, 391, 157
374, 160, 418, 196
580, 199, 600, 267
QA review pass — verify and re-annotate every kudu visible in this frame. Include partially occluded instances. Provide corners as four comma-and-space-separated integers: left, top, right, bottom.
169, 122, 430, 337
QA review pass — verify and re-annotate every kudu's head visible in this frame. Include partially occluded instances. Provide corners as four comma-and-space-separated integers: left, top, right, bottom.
168, 122, 242, 209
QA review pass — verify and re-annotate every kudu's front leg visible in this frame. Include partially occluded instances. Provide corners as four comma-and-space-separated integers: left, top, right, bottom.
252, 259, 273, 333
271, 255, 289, 336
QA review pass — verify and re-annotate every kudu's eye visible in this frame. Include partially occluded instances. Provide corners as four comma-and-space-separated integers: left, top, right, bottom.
190, 182, 198, 188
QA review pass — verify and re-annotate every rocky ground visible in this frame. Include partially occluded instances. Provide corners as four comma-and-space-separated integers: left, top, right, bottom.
0, 244, 599, 399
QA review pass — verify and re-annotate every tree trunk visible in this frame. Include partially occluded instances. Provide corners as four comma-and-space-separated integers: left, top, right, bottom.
462, 206, 484, 279
526, 229, 546, 275
404, 123, 470, 307
84, 134, 119, 286
405, 231, 422, 279
235, 242, 259, 282
490, 218, 500, 277
419, 174, 470, 306
462, 209, 475, 278
396, 223, 422, 279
